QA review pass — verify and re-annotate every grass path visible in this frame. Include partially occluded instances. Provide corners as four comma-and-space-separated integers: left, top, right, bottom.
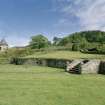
0, 64, 105, 105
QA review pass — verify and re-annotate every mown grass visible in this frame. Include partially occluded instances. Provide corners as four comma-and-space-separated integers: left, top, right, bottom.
0, 64, 105, 105
25, 51, 105, 60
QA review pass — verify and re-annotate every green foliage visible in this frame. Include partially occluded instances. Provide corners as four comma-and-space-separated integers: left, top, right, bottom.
72, 43, 80, 51
0, 47, 35, 59
97, 45, 105, 54
30, 34, 49, 49
79, 38, 88, 49
59, 30, 105, 46
58, 37, 70, 46
57, 30, 105, 53
53, 37, 62, 45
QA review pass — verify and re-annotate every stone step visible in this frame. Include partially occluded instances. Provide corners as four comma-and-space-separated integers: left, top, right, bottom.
66, 60, 83, 72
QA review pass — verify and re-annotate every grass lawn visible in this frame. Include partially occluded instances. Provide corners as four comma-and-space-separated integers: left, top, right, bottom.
0, 64, 105, 105
25, 51, 105, 60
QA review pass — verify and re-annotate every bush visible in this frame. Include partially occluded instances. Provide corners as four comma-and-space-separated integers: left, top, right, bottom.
72, 44, 80, 51
29, 35, 50, 49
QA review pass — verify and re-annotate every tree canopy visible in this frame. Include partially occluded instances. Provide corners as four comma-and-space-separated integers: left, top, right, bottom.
58, 30, 105, 46
30, 35, 49, 49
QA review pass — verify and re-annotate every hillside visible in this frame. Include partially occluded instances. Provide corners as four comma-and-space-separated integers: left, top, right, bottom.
58, 30, 105, 46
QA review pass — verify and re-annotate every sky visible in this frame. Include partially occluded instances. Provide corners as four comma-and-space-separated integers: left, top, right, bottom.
0, 0, 105, 47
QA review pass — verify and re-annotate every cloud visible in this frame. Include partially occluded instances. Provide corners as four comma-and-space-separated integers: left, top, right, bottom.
54, 0, 105, 31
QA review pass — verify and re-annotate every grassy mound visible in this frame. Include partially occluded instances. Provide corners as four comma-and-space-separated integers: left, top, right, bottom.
24, 51, 105, 60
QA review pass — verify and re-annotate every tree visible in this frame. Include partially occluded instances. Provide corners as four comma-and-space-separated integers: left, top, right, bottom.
59, 30, 105, 46
58, 37, 70, 46
80, 38, 88, 49
29, 35, 49, 49
53, 37, 62, 45
72, 43, 80, 51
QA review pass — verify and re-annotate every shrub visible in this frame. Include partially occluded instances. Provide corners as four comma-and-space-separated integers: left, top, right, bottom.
72, 44, 80, 51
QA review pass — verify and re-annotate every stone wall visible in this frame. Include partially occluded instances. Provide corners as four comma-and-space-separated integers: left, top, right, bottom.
10, 57, 72, 69
66, 60, 83, 72
10, 57, 105, 74
81, 60, 100, 74
99, 61, 105, 74
66, 60, 105, 74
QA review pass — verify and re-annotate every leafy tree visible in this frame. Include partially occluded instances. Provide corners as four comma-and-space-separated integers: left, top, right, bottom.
79, 38, 88, 49
58, 30, 105, 46
58, 37, 70, 46
72, 43, 80, 51
30, 35, 49, 49
53, 37, 62, 45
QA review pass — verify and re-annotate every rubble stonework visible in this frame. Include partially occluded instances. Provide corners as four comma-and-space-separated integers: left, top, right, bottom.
66, 60, 102, 74
81, 60, 100, 74
11, 57, 105, 74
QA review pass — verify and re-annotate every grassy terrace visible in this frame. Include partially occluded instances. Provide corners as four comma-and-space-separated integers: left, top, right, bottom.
0, 64, 105, 105
24, 51, 105, 60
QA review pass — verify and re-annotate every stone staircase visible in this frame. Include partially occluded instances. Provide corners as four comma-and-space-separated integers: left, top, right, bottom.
66, 60, 83, 74
67, 60, 90, 74
69, 63, 81, 74
66, 59, 101, 74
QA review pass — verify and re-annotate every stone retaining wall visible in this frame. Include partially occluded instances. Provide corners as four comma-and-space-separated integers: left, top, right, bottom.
10, 57, 105, 74
10, 57, 72, 69
99, 61, 105, 74
66, 60, 105, 74
81, 60, 100, 74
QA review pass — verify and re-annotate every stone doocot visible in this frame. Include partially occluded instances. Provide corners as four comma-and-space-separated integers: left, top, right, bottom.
0, 39, 8, 52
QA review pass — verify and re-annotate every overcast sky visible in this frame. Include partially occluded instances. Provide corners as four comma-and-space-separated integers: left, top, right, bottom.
0, 0, 105, 47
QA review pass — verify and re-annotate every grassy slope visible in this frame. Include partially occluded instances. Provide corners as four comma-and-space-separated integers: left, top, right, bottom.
0, 64, 105, 105
25, 51, 105, 60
